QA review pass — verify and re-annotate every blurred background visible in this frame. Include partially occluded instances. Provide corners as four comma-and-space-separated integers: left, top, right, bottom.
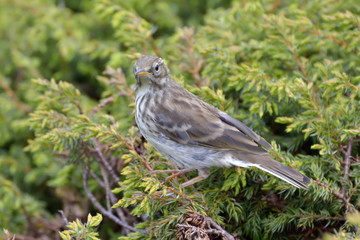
0, 0, 359, 239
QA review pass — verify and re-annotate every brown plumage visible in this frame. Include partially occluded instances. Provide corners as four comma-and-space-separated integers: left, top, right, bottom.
134, 55, 310, 189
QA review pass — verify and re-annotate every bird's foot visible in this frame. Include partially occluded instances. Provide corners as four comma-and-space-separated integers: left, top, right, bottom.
149, 169, 181, 175
180, 168, 211, 188
180, 176, 206, 188
148, 169, 195, 181
165, 169, 194, 182
149, 168, 210, 191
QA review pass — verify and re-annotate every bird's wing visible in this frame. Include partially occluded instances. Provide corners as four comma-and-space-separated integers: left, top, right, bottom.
153, 87, 271, 153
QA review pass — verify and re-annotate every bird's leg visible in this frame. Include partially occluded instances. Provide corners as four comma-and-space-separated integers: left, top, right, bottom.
181, 168, 210, 188
165, 169, 194, 182
149, 168, 194, 176
149, 168, 195, 183
151, 169, 209, 197
149, 169, 182, 175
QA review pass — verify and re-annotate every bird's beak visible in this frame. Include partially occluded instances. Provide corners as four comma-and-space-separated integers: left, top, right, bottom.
135, 69, 152, 76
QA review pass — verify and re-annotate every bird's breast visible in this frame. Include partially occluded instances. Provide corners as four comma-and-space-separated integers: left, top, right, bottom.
135, 93, 160, 138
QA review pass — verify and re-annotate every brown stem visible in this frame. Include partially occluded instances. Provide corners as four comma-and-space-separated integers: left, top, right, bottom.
3, 229, 15, 240
312, 179, 353, 211
126, 136, 153, 172
280, 32, 322, 119
99, 162, 112, 211
84, 146, 132, 233
179, 27, 205, 87
0, 78, 31, 113
90, 96, 114, 117
347, 184, 359, 202
267, 0, 283, 13
345, 81, 360, 91
0, 178, 37, 236
204, 215, 235, 240
177, 221, 235, 240
90, 171, 105, 188
341, 138, 353, 196
81, 165, 139, 232
74, 102, 83, 115
310, 29, 358, 55
58, 210, 69, 225
151, 184, 194, 203
103, 66, 135, 101
111, 133, 154, 172
298, 214, 346, 221
343, 139, 354, 180
93, 141, 120, 183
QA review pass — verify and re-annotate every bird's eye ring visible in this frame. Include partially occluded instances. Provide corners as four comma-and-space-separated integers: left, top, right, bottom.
155, 64, 159, 71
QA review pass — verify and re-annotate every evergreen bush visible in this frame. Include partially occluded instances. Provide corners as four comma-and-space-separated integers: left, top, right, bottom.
1, 0, 359, 239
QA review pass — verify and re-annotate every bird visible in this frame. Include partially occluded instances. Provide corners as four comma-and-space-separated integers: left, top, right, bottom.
133, 55, 310, 189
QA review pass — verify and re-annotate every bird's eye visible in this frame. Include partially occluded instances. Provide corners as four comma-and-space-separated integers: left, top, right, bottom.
155, 64, 159, 72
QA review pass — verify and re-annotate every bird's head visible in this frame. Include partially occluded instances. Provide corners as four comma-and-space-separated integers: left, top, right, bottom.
134, 55, 170, 92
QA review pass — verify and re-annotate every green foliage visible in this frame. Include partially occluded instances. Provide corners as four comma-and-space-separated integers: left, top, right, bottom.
322, 209, 360, 240
59, 213, 103, 240
0, 0, 359, 239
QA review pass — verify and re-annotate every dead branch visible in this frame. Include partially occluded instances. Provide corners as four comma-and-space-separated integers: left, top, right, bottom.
81, 165, 139, 232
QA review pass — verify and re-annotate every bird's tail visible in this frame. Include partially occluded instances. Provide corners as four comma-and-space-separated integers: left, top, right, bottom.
230, 152, 310, 189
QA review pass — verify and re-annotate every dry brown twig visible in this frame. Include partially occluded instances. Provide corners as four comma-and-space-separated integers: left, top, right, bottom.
0, 78, 32, 113
3, 229, 16, 240
81, 163, 139, 232
177, 213, 235, 240
312, 179, 354, 212
178, 27, 207, 87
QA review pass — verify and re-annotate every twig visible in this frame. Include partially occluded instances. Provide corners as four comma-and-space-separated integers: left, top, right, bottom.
74, 102, 84, 115
93, 141, 120, 183
84, 152, 112, 211
92, 142, 113, 212
298, 214, 346, 221
100, 162, 132, 235
100, 162, 112, 211
103, 66, 135, 101
83, 148, 134, 234
310, 29, 358, 55
0, 178, 37, 235
151, 184, 194, 203
267, 0, 283, 13
90, 96, 114, 118
59, 210, 69, 225
341, 139, 353, 199
279, 31, 322, 119
204, 215, 235, 240
177, 223, 235, 240
347, 184, 359, 203
338, 138, 354, 203
128, 136, 153, 172
3, 229, 15, 240
350, 156, 360, 163
90, 171, 105, 188
345, 81, 360, 91
0, 78, 31, 113
343, 138, 353, 183
81, 165, 139, 232
312, 179, 353, 211
179, 27, 206, 87
108, 191, 131, 235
